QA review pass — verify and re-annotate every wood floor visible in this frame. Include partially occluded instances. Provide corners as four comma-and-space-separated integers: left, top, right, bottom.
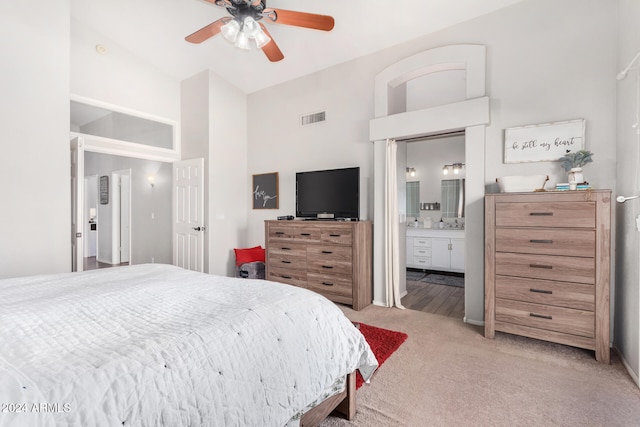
402, 276, 465, 319
83, 257, 129, 271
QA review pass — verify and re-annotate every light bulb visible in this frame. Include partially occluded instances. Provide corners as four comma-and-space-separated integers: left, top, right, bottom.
442, 166, 449, 175
253, 28, 271, 48
235, 30, 251, 50
243, 16, 260, 37
221, 19, 241, 43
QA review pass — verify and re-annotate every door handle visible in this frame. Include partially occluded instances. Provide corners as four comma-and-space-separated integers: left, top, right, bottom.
192, 226, 206, 232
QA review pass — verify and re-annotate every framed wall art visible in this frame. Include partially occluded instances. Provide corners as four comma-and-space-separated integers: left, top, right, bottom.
99, 175, 109, 205
504, 119, 585, 164
252, 172, 279, 209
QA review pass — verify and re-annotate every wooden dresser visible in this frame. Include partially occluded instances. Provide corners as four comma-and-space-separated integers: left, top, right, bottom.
265, 220, 372, 310
484, 190, 611, 363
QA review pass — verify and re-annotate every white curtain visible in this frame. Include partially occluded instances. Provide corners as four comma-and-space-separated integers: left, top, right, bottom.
384, 139, 405, 309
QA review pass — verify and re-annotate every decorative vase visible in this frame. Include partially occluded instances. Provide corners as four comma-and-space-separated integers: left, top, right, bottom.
568, 167, 584, 183
568, 167, 584, 190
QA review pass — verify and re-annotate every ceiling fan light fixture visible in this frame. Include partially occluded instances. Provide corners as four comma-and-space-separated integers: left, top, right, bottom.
253, 28, 271, 48
242, 16, 260, 37
235, 30, 251, 50
221, 19, 241, 42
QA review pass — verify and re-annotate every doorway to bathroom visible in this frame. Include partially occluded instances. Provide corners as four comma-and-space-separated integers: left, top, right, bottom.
401, 132, 466, 319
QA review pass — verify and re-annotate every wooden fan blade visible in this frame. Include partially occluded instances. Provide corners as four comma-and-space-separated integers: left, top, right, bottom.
266, 8, 334, 31
259, 23, 284, 62
185, 18, 228, 44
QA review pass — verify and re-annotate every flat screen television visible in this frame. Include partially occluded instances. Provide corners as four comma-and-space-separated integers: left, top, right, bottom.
296, 167, 360, 220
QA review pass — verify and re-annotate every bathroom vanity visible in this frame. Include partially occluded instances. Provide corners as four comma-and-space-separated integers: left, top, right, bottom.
406, 228, 465, 273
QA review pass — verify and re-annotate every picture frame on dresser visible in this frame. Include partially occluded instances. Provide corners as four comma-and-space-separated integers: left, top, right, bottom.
484, 190, 611, 363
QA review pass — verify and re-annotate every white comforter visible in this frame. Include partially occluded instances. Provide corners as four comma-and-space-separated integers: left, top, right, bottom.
0, 264, 377, 427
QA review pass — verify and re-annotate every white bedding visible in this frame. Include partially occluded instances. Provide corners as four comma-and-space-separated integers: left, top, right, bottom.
0, 264, 377, 427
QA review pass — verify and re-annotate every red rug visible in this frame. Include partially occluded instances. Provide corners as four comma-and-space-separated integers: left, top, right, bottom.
356, 323, 408, 389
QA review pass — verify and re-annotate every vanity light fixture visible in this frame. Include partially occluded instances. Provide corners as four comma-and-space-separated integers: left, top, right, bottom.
442, 163, 465, 175
406, 167, 416, 177
148, 175, 155, 188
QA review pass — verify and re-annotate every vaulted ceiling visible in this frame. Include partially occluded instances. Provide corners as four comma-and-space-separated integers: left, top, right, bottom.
71, 0, 524, 93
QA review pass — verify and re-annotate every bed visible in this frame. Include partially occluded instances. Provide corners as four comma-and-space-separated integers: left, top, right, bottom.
0, 264, 378, 426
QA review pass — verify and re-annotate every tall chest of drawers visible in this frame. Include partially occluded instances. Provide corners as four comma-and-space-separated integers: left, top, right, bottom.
265, 220, 372, 310
484, 190, 611, 363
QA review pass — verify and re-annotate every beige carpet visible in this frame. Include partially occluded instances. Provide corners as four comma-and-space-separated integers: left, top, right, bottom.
321, 305, 640, 427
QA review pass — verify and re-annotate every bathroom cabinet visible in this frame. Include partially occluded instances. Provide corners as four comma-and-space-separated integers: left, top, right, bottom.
406, 228, 465, 273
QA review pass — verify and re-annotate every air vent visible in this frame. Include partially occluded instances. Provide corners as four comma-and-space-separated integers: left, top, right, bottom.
301, 111, 326, 126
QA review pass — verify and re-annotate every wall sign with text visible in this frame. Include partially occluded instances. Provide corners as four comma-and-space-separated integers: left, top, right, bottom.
504, 119, 585, 164
252, 172, 279, 209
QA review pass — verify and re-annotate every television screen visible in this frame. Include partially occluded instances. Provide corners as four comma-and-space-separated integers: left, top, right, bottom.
296, 167, 359, 220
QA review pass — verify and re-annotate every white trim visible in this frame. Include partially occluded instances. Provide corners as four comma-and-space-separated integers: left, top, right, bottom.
614, 346, 640, 388
70, 94, 181, 158
371, 44, 489, 324
374, 45, 487, 117
370, 97, 490, 142
70, 132, 180, 163
463, 317, 485, 327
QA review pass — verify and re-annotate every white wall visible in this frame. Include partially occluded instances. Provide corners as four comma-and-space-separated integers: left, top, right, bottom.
407, 135, 466, 225
615, 0, 640, 384
208, 70, 248, 276
181, 71, 248, 276
70, 18, 181, 269
0, 1, 71, 278
71, 19, 180, 122
247, 59, 377, 245
247, 0, 618, 323
84, 153, 172, 265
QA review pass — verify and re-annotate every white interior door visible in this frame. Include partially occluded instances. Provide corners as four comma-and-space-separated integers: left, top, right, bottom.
111, 172, 121, 264
70, 137, 84, 272
120, 172, 131, 263
173, 158, 205, 272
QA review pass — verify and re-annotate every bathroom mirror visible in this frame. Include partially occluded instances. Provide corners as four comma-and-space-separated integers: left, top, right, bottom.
406, 181, 420, 218
441, 179, 465, 218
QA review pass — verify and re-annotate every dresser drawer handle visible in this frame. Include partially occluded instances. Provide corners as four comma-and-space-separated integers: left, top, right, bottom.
301, 233, 311, 236
281, 275, 292, 279
530, 288, 553, 294
275, 231, 285, 235
530, 264, 553, 269
329, 234, 341, 237
321, 265, 334, 269
281, 260, 291, 264
530, 313, 553, 320
321, 250, 333, 254
281, 247, 291, 250
530, 239, 553, 244
529, 212, 553, 216
321, 282, 334, 286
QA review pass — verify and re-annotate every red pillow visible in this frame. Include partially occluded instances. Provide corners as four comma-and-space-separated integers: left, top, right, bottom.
234, 246, 265, 267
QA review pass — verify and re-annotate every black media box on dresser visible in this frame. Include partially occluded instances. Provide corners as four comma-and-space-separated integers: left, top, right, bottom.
484, 190, 611, 363
265, 220, 373, 310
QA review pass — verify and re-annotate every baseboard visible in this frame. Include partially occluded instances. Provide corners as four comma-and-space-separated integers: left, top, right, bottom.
372, 300, 387, 307
613, 346, 640, 389
464, 317, 484, 326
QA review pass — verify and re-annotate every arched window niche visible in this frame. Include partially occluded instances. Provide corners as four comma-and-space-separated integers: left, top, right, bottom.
370, 44, 489, 325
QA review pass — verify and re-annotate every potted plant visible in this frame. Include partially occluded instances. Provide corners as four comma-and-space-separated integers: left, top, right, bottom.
558, 149, 593, 188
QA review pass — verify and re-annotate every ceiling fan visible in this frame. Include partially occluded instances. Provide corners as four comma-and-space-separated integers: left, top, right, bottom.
185, 0, 335, 62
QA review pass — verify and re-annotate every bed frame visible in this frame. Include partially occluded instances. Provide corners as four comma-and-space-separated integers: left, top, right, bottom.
300, 372, 356, 427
